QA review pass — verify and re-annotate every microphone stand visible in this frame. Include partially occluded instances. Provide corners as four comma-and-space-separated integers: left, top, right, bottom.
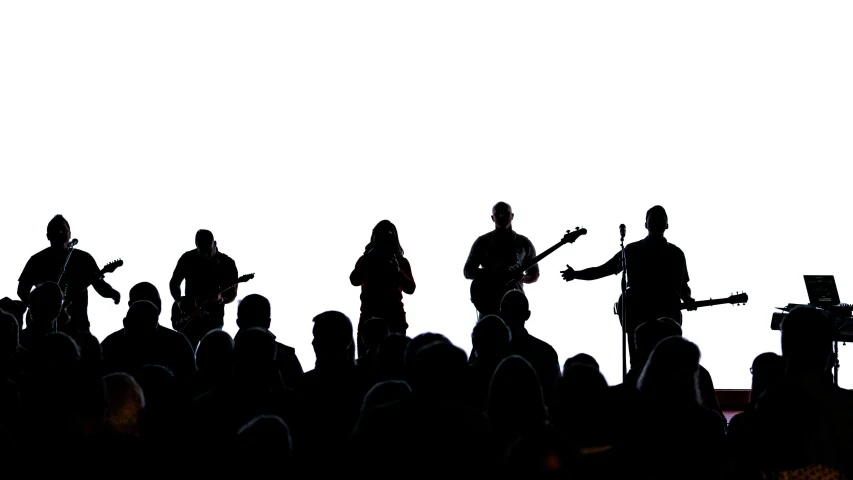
620, 229, 628, 382
57, 240, 77, 311
57, 240, 77, 285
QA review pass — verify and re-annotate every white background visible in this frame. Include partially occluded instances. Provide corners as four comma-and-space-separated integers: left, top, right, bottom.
1, 1, 851, 389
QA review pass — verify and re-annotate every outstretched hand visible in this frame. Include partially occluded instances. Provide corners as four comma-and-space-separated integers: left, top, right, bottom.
684, 298, 697, 311
560, 265, 575, 282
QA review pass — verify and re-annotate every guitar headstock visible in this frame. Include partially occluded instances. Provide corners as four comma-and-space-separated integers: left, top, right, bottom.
236, 273, 255, 284
729, 291, 748, 306
102, 259, 123, 274
562, 227, 588, 244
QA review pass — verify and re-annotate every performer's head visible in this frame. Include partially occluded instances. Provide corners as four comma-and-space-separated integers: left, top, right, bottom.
46, 215, 71, 250
123, 300, 160, 338
28, 281, 64, 331
195, 229, 217, 259
368, 220, 404, 256
645, 205, 668, 237
499, 289, 531, 330
237, 294, 272, 330
781, 306, 835, 374
128, 282, 161, 313
492, 202, 514, 230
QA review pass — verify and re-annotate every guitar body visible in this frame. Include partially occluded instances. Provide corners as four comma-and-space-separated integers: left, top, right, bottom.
470, 272, 520, 315
615, 288, 684, 335
171, 297, 210, 332
171, 273, 255, 332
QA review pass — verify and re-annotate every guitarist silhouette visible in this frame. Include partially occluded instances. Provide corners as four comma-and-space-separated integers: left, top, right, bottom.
561, 206, 696, 369
464, 202, 542, 319
169, 229, 240, 350
17, 215, 121, 334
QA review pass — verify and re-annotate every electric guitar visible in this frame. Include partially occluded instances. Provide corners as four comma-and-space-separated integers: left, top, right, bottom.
171, 273, 254, 331
470, 227, 587, 314
52, 259, 123, 326
614, 288, 748, 329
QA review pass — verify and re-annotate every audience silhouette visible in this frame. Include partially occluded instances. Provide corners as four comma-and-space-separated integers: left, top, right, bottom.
235, 293, 303, 388
496, 289, 561, 407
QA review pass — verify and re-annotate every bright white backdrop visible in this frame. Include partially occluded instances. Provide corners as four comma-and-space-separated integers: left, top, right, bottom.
1, 1, 851, 388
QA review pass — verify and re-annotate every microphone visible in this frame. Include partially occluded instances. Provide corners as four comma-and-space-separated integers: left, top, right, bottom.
68, 238, 79, 248
619, 224, 626, 239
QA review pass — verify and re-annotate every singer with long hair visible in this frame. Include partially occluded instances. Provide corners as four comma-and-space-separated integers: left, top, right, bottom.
349, 220, 416, 357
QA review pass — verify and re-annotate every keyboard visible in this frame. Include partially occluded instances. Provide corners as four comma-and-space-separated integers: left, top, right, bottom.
771, 310, 853, 341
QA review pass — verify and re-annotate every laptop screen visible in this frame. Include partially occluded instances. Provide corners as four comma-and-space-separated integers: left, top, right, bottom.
804, 275, 841, 306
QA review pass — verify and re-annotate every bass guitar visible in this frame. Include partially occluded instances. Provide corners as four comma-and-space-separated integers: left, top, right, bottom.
614, 288, 748, 330
171, 273, 254, 332
470, 227, 587, 314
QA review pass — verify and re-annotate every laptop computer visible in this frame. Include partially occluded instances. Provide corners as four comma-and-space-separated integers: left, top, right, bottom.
804, 275, 842, 307
772, 275, 853, 333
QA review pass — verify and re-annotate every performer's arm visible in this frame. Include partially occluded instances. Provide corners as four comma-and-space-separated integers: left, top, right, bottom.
350, 256, 366, 286
680, 261, 693, 300
399, 257, 416, 294
681, 281, 693, 302
220, 261, 239, 305
522, 270, 540, 284
92, 279, 121, 304
522, 241, 540, 284
85, 254, 119, 303
680, 254, 696, 309
169, 257, 186, 303
17, 259, 36, 305
562, 253, 621, 281
463, 239, 484, 280
16, 282, 32, 306
221, 285, 238, 305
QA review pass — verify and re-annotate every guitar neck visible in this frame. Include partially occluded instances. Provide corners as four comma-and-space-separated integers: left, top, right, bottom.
684, 298, 735, 310
521, 240, 565, 272
218, 282, 241, 296
214, 275, 254, 297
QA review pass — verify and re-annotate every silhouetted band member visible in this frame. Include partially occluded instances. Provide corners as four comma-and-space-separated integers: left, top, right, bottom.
170, 229, 239, 349
464, 202, 539, 319
17, 215, 120, 333
561, 205, 695, 368
350, 220, 415, 356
